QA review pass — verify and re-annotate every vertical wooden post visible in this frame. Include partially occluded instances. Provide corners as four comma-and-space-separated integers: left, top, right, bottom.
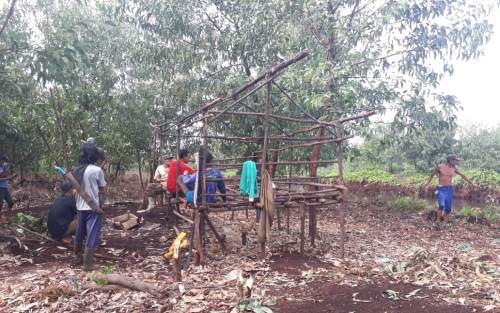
198, 108, 209, 265
308, 127, 323, 247
300, 203, 305, 254
193, 209, 201, 266
174, 126, 181, 222
259, 77, 272, 258
287, 153, 292, 234
170, 257, 182, 282
336, 122, 345, 259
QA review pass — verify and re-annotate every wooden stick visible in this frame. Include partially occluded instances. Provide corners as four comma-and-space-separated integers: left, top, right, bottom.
91, 272, 161, 296
208, 110, 329, 124
340, 205, 346, 260
212, 159, 339, 167
12, 224, 118, 260
267, 136, 354, 152
173, 210, 194, 224
203, 214, 226, 253
208, 74, 277, 125
300, 203, 305, 254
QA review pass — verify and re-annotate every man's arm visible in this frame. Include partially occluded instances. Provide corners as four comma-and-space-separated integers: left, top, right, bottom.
182, 162, 195, 175
154, 167, 162, 182
455, 169, 475, 186
425, 166, 439, 186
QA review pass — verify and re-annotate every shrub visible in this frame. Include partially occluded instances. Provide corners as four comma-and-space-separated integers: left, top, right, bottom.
344, 168, 396, 184
389, 196, 428, 211
460, 206, 500, 222
454, 169, 500, 188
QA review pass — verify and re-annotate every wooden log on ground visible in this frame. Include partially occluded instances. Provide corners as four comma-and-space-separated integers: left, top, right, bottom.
173, 210, 194, 224
12, 224, 118, 261
91, 272, 161, 296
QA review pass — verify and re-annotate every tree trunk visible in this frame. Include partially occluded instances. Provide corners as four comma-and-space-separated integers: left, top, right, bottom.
308, 127, 324, 247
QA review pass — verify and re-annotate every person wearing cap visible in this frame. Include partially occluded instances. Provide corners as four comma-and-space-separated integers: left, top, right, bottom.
47, 181, 77, 242
0, 155, 16, 224
141, 155, 173, 212
424, 154, 475, 227
154, 155, 173, 189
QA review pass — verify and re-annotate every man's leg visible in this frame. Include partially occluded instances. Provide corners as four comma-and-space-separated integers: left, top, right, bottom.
0, 188, 9, 223
83, 212, 102, 271
74, 211, 87, 263
443, 189, 453, 224
61, 219, 77, 243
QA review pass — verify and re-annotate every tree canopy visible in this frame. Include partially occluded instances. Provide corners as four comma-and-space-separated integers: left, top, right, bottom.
1, 0, 498, 175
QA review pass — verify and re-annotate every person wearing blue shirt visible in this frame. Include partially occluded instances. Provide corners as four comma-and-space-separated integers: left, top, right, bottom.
179, 151, 227, 205
0, 155, 16, 224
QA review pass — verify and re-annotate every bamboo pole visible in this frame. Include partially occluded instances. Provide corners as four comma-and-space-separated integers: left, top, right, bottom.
207, 74, 277, 125
300, 203, 305, 254
266, 136, 354, 152
212, 160, 339, 168
259, 78, 272, 258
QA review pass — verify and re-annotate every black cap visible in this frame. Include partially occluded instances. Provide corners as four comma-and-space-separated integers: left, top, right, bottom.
61, 181, 73, 193
447, 154, 460, 162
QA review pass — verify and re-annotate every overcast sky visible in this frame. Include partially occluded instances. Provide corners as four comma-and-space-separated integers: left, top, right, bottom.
439, 9, 500, 128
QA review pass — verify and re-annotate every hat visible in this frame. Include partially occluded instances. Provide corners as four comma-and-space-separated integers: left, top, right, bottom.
60, 181, 73, 193
161, 155, 173, 161
446, 154, 460, 162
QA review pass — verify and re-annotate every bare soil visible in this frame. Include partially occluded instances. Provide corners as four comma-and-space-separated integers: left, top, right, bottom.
1, 175, 498, 312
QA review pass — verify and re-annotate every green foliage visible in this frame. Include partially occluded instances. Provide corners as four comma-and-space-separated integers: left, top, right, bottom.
460, 207, 500, 222
0, 0, 498, 177
455, 169, 500, 187
10, 213, 47, 233
456, 124, 500, 172
103, 261, 118, 274
344, 168, 396, 184
389, 197, 428, 212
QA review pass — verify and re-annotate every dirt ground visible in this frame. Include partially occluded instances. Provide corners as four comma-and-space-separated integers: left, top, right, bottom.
1, 176, 498, 313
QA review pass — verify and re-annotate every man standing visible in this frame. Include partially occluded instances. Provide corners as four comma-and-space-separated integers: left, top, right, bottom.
424, 154, 475, 227
47, 181, 77, 243
73, 143, 107, 271
167, 149, 195, 195
0, 155, 16, 224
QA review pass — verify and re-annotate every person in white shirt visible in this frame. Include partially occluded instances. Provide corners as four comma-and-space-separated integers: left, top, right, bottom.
73, 143, 107, 271
143, 155, 172, 212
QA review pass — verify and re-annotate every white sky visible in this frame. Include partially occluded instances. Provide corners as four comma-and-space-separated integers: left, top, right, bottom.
438, 9, 500, 128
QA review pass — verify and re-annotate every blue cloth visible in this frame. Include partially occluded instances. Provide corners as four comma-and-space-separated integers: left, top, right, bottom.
437, 185, 453, 214
206, 168, 226, 203
182, 168, 226, 204
75, 210, 102, 249
0, 165, 9, 188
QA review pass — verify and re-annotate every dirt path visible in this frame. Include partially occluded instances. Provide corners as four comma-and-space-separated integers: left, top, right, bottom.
1, 196, 498, 312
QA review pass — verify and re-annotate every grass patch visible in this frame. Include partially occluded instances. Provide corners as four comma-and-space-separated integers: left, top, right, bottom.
388, 196, 428, 212
460, 206, 500, 223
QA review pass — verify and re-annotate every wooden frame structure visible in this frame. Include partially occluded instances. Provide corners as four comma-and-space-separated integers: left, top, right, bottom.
155, 49, 376, 270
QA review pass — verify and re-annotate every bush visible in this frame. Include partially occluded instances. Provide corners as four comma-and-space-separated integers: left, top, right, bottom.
460, 206, 500, 222
389, 196, 428, 211
454, 169, 500, 188
344, 168, 396, 184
